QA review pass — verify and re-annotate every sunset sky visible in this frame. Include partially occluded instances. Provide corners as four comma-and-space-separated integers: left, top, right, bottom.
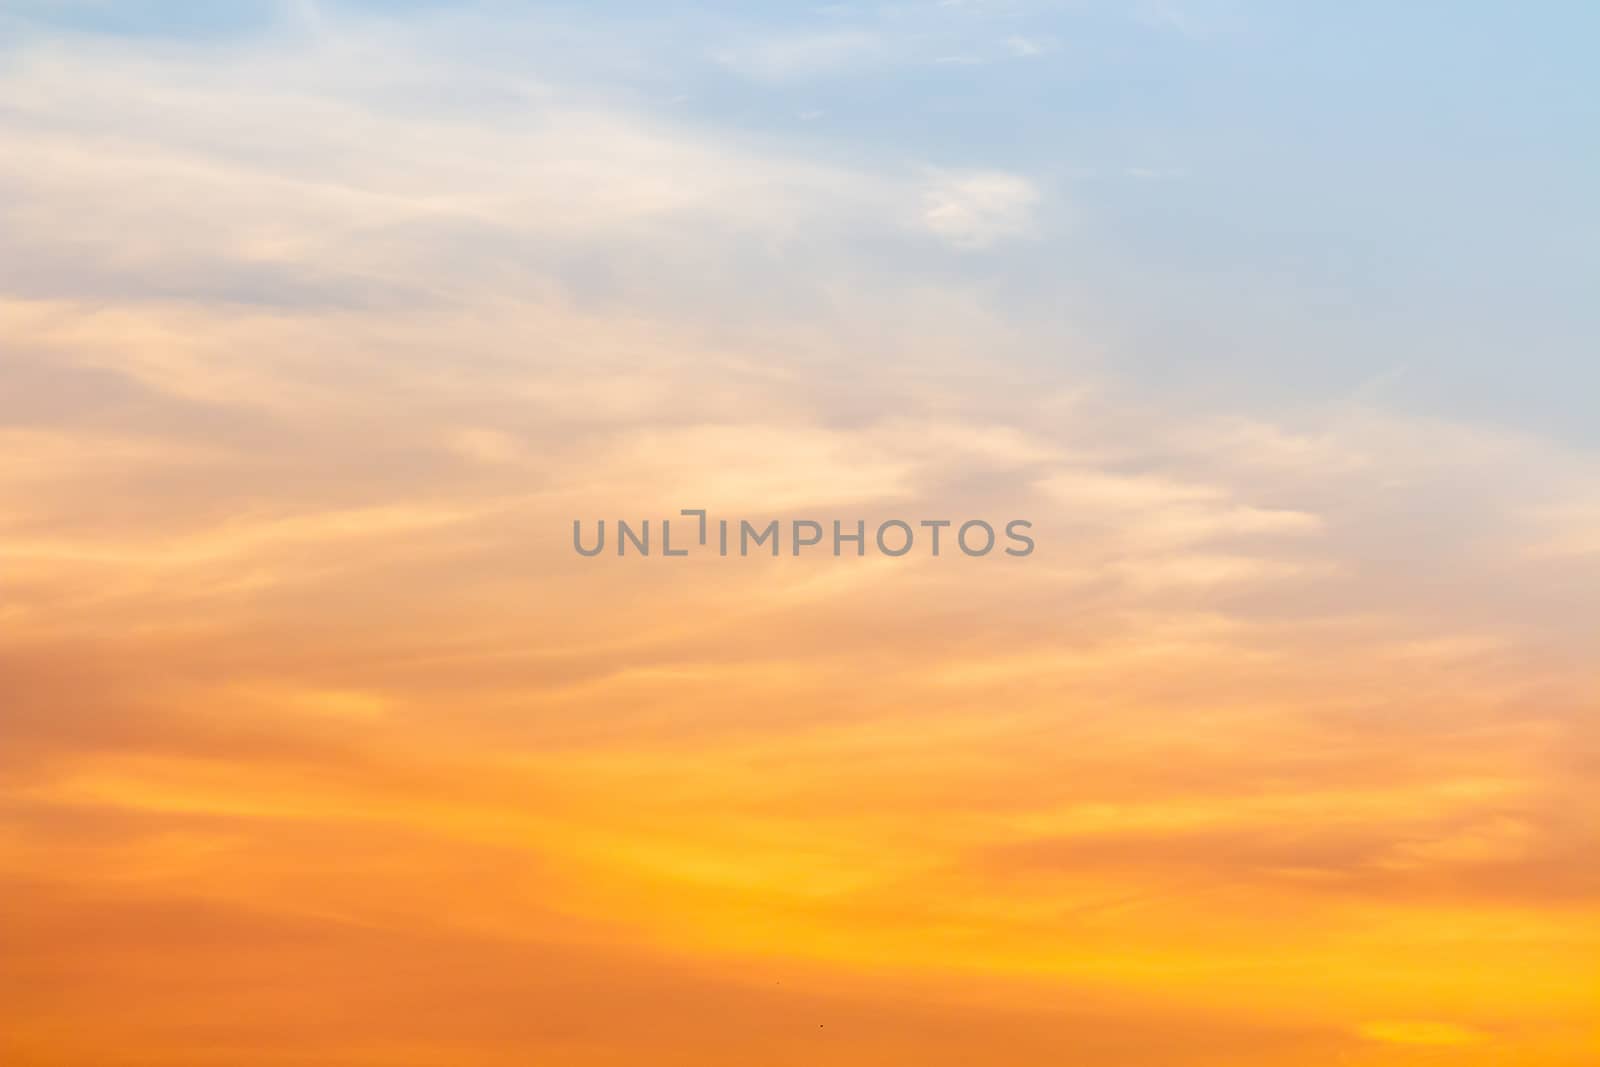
1, 2, 1597, 1065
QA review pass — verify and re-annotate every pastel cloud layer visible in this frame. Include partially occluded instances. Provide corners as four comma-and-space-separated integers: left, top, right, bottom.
1, 4, 1597, 1066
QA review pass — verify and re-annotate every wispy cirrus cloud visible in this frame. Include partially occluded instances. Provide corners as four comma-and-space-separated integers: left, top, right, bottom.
711, 28, 883, 81
922, 170, 1044, 248
2, 6, 1598, 1067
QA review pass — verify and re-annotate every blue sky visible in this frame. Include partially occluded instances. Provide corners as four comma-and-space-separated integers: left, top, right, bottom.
4, 1, 1596, 440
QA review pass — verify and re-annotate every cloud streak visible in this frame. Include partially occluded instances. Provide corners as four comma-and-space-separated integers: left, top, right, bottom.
1, 7, 1596, 1067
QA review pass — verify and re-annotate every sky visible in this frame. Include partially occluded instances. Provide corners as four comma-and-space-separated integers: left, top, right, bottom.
1, 2, 1597, 1065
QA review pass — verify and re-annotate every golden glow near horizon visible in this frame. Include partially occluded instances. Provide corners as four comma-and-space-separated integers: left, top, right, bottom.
2, 5, 1598, 1066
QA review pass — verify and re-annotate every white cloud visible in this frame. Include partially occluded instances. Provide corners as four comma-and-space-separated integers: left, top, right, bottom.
1004, 35, 1054, 57
711, 30, 881, 82
0, 21, 1069, 316
921, 171, 1042, 249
